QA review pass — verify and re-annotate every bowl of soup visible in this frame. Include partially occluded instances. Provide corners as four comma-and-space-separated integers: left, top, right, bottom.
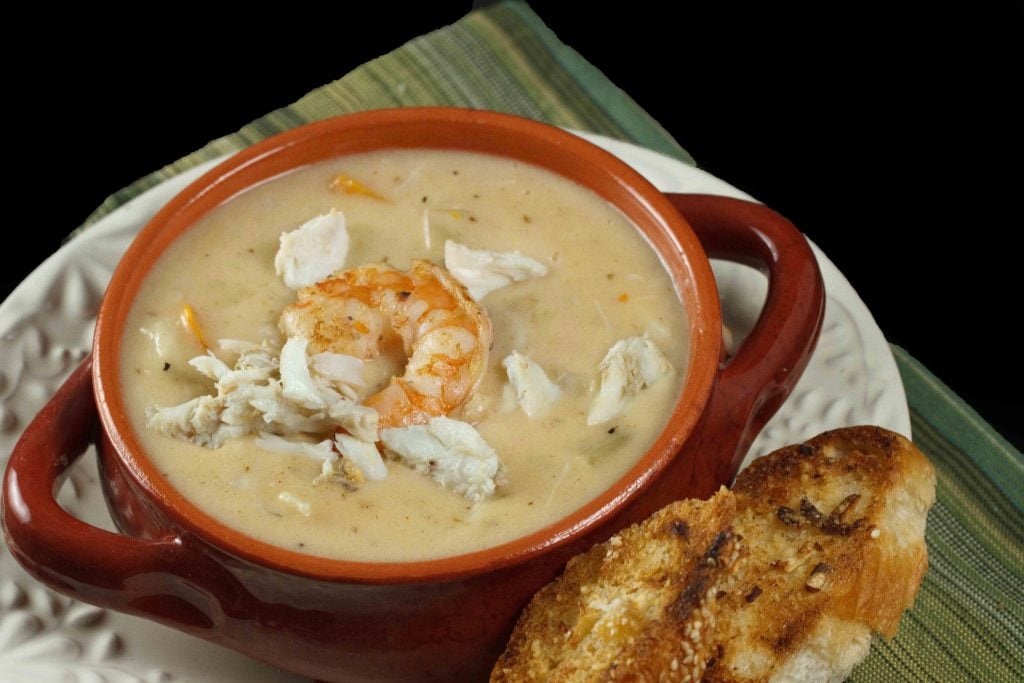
2, 108, 824, 681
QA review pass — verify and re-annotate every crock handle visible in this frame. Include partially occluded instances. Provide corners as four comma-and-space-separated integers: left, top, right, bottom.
665, 193, 826, 496
2, 357, 238, 629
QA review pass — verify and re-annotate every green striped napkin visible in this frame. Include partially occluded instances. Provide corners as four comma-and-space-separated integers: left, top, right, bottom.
76, 1, 1023, 680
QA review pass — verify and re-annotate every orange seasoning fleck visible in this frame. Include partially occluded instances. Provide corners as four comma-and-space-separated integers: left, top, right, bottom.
329, 173, 386, 201
180, 303, 209, 348
618, 293, 630, 303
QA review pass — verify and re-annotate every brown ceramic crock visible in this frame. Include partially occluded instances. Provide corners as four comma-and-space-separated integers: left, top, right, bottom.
2, 108, 824, 681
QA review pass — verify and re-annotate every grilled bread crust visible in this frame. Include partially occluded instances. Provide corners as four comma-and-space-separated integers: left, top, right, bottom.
492, 489, 739, 682
491, 427, 935, 682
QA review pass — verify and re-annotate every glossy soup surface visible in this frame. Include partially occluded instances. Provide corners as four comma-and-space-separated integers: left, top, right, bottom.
120, 149, 689, 562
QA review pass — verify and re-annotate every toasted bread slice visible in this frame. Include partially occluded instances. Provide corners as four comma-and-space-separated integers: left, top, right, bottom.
492, 489, 739, 682
491, 427, 935, 682
704, 426, 935, 682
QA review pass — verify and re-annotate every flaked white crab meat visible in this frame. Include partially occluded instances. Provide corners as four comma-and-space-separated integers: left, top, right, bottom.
335, 434, 388, 481
587, 335, 674, 425
274, 210, 350, 289
443, 240, 547, 300
147, 337, 371, 449
379, 416, 504, 502
188, 354, 231, 381
329, 402, 380, 443
280, 336, 370, 415
502, 351, 562, 417
146, 395, 244, 448
280, 336, 327, 410
310, 352, 366, 389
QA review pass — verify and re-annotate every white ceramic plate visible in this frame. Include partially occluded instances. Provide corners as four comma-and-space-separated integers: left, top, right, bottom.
0, 134, 910, 681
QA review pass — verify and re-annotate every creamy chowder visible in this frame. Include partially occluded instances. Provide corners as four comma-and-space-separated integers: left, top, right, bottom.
120, 149, 689, 562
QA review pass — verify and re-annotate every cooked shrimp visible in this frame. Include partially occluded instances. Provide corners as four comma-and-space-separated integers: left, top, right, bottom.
279, 260, 492, 428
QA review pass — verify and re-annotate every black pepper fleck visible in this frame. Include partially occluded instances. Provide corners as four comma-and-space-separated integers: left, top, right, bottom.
162, 362, 171, 371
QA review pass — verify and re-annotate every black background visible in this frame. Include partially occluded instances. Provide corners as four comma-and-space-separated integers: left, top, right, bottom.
8, 2, 1021, 449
